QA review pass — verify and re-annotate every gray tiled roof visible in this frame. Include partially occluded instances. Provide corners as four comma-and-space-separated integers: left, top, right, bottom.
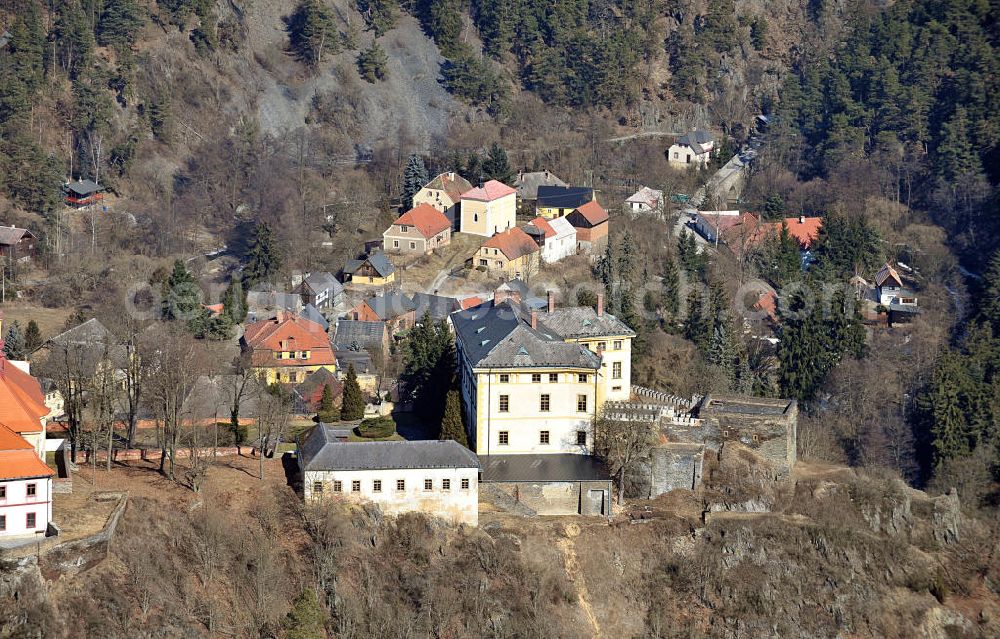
298, 428, 480, 471
333, 319, 386, 351
300, 304, 329, 330
335, 349, 374, 374
0, 226, 32, 246
302, 272, 343, 296
675, 129, 714, 155
65, 179, 102, 196
452, 301, 601, 369
514, 170, 567, 200
411, 293, 460, 322
344, 251, 395, 278
536, 307, 636, 339
479, 454, 610, 482
367, 292, 415, 320
48, 318, 113, 346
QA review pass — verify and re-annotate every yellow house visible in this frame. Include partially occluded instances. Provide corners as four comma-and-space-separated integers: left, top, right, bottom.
535, 185, 595, 219
452, 291, 635, 456
242, 312, 336, 385
474, 227, 540, 280
343, 250, 396, 288
460, 180, 517, 237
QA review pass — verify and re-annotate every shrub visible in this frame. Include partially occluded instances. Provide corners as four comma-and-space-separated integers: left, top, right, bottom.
355, 416, 395, 439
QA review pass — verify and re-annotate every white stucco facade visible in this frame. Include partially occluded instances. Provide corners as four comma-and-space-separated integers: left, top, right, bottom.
0, 476, 52, 538
303, 466, 479, 526
540, 217, 577, 263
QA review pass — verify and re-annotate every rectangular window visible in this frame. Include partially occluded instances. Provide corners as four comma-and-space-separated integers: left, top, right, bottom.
613, 340, 623, 350
598, 341, 607, 351
479, 259, 488, 266
0, 486, 5, 499
373, 480, 382, 492
499, 373, 509, 383
531, 373, 541, 383
352, 480, 361, 493
548, 373, 558, 383
613, 362, 622, 379
393, 240, 399, 248
26, 483, 36, 497
409, 242, 416, 250
577, 394, 588, 412
576, 430, 587, 446
578, 373, 588, 383
539, 431, 550, 445
540, 394, 550, 412
499, 395, 509, 412
442, 478, 451, 490
498, 431, 509, 446
396, 479, 406, 491
313, 481, 324, 494
333, 480, 342, 493
0, 515, 4, 531
26, 513, 36, 529
461, 478, 470, 490
424, 479, 433, 491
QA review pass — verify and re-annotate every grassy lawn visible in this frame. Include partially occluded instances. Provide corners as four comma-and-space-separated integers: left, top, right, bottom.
1, 303, 74, 342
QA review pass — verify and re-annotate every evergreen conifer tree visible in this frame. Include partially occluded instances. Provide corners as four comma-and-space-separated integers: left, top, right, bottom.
287, 0, 340, 67
3, 321, 26, 360
980, 250, 1000, 332
439, 389, 468, 447
23, 320, 42, 355
162, 259, 201, 321
402, 154, 428, 208
357, 41, 388, 82
341, 364, 365, 420
683, 288, 710, 350
661, 256, 681, 319
223, 277, 247, 324
243, 222, 281, 288
97, 0, 145, 49
284, 587, 327, 639
482, 143, 513, 184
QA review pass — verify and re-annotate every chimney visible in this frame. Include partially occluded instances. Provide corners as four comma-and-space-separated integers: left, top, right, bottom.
530, 310, 538, 329
799, 214, 805, 224
494, 289, 507, 306
547, 290, 555, 313
597, 293, 604, 317
447, 171, 455, 180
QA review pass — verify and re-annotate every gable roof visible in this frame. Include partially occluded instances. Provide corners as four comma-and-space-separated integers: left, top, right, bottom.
296, 367, 342, 400
365, 292, 416, 321
0, 358, 48, 434
461, 180, 516, 202
514, 170, 567, 200
49, 318, 113, 347
65, 179, 102, 196
876, 263, 903, 288
674, 129, 714, 154
391, 204, 451, 238
547, 216, 576, 239
626, 186, 663, 208
302, 272, 342, 295
460, 296, 484, 310
411, 292, 461, 322
246, 290, 303, 313
452, 300, 603, 369
481, 228, 539, 261
0, 226, 34, 246
298, 428, 480, 472
524, 216, 555, 239
345, 251, 395, 278
333, 319, 387, 351
571, 200, 609, 226
421, 172, 474, 203
0, 444, 54, 480
536, 185, 594, 209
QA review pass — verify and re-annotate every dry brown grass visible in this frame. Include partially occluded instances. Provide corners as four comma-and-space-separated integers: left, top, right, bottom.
0, 303, 74, 342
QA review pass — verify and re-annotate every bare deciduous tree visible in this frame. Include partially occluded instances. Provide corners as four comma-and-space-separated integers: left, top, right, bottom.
593, 409, 658, 503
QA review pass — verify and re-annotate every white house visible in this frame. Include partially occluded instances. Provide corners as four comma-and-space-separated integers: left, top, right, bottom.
0, 425, 53, 539
523, 216, 577, 263
625, 186, 664, 217
667, 130, 715, 168
298, 430, 480, 526
693, 210, 741, 243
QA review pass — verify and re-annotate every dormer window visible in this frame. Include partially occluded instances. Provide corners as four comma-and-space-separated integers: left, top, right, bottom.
401, 225, 409, 232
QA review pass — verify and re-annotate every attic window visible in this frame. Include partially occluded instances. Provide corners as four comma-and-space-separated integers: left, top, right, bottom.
582, 319, 592, 326
480, 339, 491, 346
476, 326, 485, 333
518, 347, 529, 356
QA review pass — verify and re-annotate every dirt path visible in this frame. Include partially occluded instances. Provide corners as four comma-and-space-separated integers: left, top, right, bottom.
557, 524, 602, 638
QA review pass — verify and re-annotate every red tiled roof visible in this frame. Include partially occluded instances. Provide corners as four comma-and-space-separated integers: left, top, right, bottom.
461, 180, 516, 202
482, 228, 540, 261
460, 296, 484, 310
753, 291, 778, 321
876, 263, 903, 288
392, 204, 451, 238
573, 200, 609, 225
782, 217, 823, 249
527, 216, 556, 239
0, 360, 47, 434
244, 312, 335, 368
0, 449, 54, 480
0, 424, 33, 451
424, 172, 474, 203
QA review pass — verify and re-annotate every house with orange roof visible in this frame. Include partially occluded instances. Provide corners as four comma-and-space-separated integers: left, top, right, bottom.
413, 172, 473, 230
460, 180, 517, 237
0, 423, 54, 539
383, 204, 452, 255
523, 216, 577, 263
0, 334, 49, 458
241, 312, 336, 385
566, 200, 610, 255
473, 227, 540, 279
